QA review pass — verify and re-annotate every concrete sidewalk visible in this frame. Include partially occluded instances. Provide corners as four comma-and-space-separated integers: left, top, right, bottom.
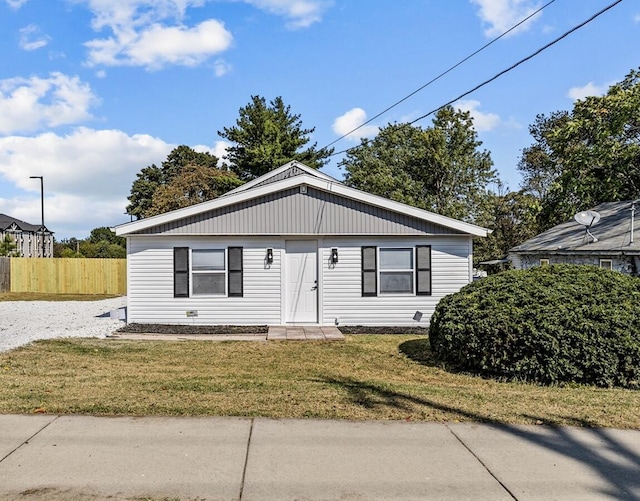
1, 415, 639, 501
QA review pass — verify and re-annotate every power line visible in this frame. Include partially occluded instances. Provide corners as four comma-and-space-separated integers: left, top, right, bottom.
329, 0, 624, 160
407, 0, 623, 126
323, 0, 557, 149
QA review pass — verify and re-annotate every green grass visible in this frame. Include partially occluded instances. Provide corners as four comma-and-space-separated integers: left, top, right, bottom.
0, 335, 637, 428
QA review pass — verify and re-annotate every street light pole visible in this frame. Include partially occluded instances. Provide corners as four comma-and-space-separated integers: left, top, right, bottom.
29, 176, 45, 258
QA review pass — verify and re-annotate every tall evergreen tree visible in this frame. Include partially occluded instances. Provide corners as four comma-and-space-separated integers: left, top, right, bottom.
0, 234, 18, 257
218, 96, 334, 180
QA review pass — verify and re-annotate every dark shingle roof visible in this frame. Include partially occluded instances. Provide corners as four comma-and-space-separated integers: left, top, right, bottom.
509, 201, 640, 255
0, 213, 44, 233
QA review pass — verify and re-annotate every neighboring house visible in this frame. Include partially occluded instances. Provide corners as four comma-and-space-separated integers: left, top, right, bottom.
509, 200, 640, 274
115, 161, 489, 327
0, 213, 53, 258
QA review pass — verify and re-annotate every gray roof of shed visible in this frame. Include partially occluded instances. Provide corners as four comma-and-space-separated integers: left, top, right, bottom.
509, 201, 640, 255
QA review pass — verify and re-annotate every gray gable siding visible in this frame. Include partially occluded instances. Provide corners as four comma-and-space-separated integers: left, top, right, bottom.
251, 165, 307, 188
135, 187, 463, 236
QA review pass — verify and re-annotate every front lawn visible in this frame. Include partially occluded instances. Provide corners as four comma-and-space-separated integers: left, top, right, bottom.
0, 335, 637, 428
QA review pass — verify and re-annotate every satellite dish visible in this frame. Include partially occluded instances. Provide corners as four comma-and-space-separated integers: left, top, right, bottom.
574, 210, 600, 242
574, 210, 601, 227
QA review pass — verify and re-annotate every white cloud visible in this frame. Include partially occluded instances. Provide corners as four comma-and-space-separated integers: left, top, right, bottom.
182, 142, 232, 172
243, 0, 334, 29
634, 14, 640, 23
19, 24, 50, 51
192, 141, 231, 165
76, 0, 232, 69
213, 59, 232, 77
0, 73, 98, 134
77, 0, 205, 32
85, 19, 233, 69
332, 108, 379, 142
0, 128, 175, 237
75, 0, 331, 69
471, 0, 542, 38
5, 0, 28, 8
455, 99, 500, 131
567, 81, 610, 101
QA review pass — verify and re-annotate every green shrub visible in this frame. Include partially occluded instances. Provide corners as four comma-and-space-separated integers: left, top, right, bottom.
429, 265, 640, 388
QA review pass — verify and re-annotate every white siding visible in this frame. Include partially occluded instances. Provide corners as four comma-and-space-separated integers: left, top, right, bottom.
508, 252, 522, 270
128, 235, 473, 327
321, 236, 471, 327
127, 236, 282, 325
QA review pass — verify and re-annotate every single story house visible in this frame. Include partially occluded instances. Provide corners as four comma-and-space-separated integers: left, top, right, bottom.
115, 161, 489, 327
509, 200, 640, 274
0, 213, 53, 258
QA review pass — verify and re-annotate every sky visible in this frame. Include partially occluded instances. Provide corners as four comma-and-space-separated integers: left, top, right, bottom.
0, 0, 638, 239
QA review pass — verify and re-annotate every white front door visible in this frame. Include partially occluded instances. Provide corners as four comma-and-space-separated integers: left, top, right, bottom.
285, 240, 318, 323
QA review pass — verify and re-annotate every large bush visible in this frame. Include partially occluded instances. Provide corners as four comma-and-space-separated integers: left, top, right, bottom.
429, 265, 640, 388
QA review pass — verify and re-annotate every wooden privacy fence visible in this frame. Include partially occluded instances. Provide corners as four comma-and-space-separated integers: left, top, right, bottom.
0, 257, 126, 295
0, 257, 9, 292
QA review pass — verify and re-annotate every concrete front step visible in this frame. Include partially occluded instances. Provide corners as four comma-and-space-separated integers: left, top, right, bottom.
109, 327, 345, 342
267, 326, 345, 341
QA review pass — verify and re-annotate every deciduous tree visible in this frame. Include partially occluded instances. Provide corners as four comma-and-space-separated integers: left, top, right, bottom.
473, 186, 540, 264
147, 163, 242, 216
126, 145, 236, 219
519, 67, 640, 230
341, 106, 497, 222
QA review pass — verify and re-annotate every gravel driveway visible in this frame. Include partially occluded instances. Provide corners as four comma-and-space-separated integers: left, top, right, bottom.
0, 297, 127, 353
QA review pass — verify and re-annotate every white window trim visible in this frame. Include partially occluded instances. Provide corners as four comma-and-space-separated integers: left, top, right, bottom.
599, 259, 613, 270
191, 248, 227, 296
378, 247, 415, 295
539, 258, 550, 266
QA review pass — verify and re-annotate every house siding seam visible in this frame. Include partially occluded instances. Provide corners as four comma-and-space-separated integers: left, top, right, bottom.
134, 187, 463, 236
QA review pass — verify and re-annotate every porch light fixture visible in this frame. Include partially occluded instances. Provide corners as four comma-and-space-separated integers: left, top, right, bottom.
331, 248, 339, 264
266, 248, 273, 264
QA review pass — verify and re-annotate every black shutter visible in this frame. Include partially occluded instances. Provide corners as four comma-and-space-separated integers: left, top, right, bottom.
228, 247, 243, 297
416, 245, 431, 296
361, 246, 377, 297
174, 247, 189, 298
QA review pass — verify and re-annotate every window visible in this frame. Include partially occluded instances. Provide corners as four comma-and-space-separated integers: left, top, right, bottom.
174, 247, 189, 297
380, 248, 414, 294
415, 245, 432, 295
362, 245, 431, 296
361, 246, 377, 296
173, 247, 244, 298
228, 247, 243, 297
539, 258, 550, 266
192, 249, 226, 295
600, 259, 613, 270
